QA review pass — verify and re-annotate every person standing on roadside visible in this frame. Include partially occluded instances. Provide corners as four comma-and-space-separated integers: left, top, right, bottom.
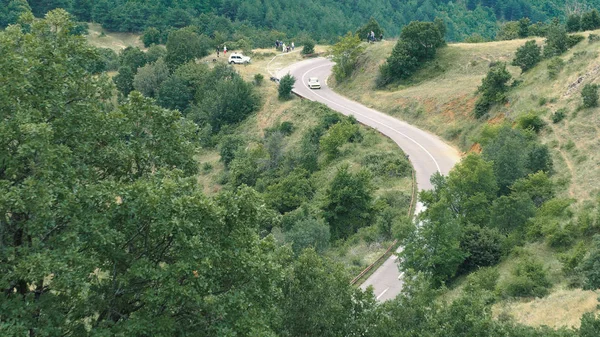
223, 45, 227, 55
216, 46, 220, 57
291, 42, 295, 50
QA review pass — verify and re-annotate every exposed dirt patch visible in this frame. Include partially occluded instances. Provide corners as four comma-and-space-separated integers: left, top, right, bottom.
488, 114, 505, 125
469, 143, 482, 154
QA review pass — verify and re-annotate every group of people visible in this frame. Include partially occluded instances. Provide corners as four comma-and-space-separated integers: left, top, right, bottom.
275, 40, 294, 53
367, 30, 383, 43
215, 45, 227, 57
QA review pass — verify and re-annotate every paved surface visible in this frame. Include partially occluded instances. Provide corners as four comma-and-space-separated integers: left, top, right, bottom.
279, 58, 461, 301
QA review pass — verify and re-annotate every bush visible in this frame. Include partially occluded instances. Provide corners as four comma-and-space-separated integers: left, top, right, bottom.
517, 112, 546, 133
253, 73, 264, 86
319, 121, 360, 158
567, 34, 585, 48
278, 73, 296, 100
301, 40, 315, 55
285, 218, 330, 254
512, 40, 542, 72
361, 152, 412, 178
547, 57, 564, 79
552, 108, 567, 123
582, 83, 599, 108
499, 258, 551, 298
589, 34, 600, 43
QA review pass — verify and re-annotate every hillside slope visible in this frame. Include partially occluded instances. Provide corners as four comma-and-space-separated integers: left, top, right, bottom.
335, 33, 600, 203
334, 33, 600, 328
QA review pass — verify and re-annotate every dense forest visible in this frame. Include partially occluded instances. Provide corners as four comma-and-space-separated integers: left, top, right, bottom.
3, 0, 600, 43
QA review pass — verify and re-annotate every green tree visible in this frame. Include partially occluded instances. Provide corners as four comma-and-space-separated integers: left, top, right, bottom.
566, 14, 581, 33
331, 32, 366, 82
580, 235, 600, 290
113, 66, 135, 96
459, 225, 503, 273
319, 120, 360, 158
301, 39, 315, 55
265, 169, 315, 213
582, 83, 599, 108
489, 192, 536, 233
133, 57, 170, 98
444, 154, 498, 226
518, 17, 531, 38
322, 165, 375, 240
285, 218, 330, 254
356, 17, 383, 41
581, 9, 600, 31
119, 46, 148, 71
158, 75, 193, 111
201, 74, 260, 132
278, 73, 296, 100
145, 44, 166, 63
512, 40, 542, 72
400, 202, 466, 286
0, 0, 31, 27
378, 20, 445, 86
543, 23, 569, 58
474, 62, 512, 117
165, 27, 209, 70
280, 249, 375, 337
482, 126, 528, 194
142, 27, 161, 47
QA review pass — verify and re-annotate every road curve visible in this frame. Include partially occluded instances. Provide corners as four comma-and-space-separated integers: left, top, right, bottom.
278, 58, 461, 301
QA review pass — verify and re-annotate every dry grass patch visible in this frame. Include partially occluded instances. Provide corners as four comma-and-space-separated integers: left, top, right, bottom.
493, 288, 599, 329
85, 23, 145, 52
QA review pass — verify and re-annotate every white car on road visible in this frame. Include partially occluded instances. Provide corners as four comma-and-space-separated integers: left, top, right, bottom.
228, 53, 251, 64
307, 77, 321, 89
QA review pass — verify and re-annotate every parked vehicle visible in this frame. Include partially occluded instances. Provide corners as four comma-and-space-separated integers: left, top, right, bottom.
307, 77, 321, 89
228, 53, 251, 64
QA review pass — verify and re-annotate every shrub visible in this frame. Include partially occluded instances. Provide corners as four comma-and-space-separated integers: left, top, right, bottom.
253, 73, 264, 86
499, 258, 551, 298
517, 112, 546, 133
319, 121, 360, 158
547, 57, 564, 79
361, 152, 412, 178
566, 34, 585, 48
589, 34, 600, 43
278, 73, 296, 100
285, 218, 330, 254
465, 267, 500, 292
512, 40, 542, 73
552, 108, 567, 123
302, 40, 315, 55
582, 83, 599, 108
543, 24, 569, 58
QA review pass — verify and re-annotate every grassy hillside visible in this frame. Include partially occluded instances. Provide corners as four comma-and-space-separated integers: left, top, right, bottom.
335, 34, 600, 203
335, 33, 600, 327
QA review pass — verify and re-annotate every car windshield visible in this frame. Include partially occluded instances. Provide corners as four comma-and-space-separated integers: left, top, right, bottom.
309, 78, 318, 82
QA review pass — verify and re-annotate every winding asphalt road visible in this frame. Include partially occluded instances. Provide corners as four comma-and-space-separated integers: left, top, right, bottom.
278, 58, 461, 301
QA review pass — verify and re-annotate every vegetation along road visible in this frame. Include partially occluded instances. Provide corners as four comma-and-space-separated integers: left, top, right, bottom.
279, 58, 462, 301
